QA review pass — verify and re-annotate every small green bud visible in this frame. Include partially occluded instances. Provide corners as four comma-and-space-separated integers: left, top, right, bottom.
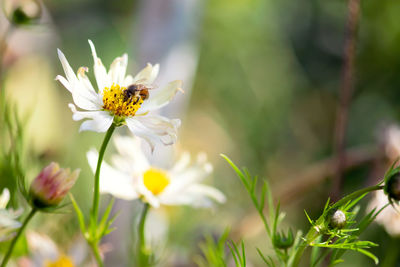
328, 209, 346, 229
272, 229, 294, 250
385, 172, 400, 201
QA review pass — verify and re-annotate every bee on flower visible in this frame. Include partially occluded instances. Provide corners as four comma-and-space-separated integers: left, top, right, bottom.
56, 40, 182, 149
0, 188, 22, 242
86, 135, 226, 208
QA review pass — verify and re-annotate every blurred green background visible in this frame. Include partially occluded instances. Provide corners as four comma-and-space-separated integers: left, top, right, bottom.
2, 0, 400, 266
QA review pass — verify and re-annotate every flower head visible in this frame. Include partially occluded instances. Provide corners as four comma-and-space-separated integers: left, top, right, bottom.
0, 188, 22, 241
24, 231, 87, 267
87, 135, 226, 208
328, 209, 346, 229
56, 40, 182, 150
29, 162, 79, 208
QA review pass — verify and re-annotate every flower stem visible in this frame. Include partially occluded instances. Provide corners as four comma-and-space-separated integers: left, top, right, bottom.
1, 208, 37, 267
89, 241, 104, 267
290, 184, 384, 266
88, 123, 115, 266
91, 124, 115, 225
137, 202, 150, 267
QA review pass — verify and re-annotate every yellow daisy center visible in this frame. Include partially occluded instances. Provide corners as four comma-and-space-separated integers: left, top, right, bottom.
45, 255, 75, 267
102, 84, 143, 117
143, 168, 170, 195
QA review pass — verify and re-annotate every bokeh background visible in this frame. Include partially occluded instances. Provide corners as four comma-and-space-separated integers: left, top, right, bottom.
1, 0, 400, 266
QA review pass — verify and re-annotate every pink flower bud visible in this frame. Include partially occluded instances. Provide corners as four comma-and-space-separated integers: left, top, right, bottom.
30, 162, 79, 208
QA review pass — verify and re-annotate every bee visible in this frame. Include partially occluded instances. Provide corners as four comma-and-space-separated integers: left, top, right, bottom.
123, 84, 151, 105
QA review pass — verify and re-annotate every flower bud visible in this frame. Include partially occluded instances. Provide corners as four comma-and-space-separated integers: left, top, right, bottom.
2, 0, 42, 26
272, 229, 294, 250
385, 172, 400, 201
328, 209, 346, 229
29, 162, 79, 208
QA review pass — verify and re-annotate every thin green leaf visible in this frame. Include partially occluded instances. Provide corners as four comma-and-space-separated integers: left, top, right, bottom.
69, 193, 86, 234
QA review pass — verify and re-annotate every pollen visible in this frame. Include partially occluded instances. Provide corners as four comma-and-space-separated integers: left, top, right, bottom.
143, 168, 170, 195
102, 84, 143, 117
45, 255, 75, 267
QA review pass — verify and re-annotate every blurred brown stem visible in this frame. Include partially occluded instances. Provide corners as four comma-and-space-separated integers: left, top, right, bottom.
332, 0, 361, 201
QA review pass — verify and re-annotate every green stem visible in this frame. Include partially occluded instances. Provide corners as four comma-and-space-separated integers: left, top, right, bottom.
89, 241, 104, 267
290, 184, 384, 267
1, 208, 37, 267
88, 123, 115, 266
91, 124, 115, 225
137, 202, 150, 267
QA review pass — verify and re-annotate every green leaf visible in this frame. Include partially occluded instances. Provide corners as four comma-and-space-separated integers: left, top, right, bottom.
69, 193, 86, 234
97, 197, 115, 238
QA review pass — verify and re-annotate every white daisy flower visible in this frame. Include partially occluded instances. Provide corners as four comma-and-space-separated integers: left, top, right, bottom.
56, 40, 182, 149
86, 135, 226, 208
22, 231, 88, 267
0, 188, 22, 242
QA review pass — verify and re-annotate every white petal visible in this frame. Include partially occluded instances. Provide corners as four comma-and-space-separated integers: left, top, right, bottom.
139, 80, 182, 112
125, 115, 180, 151
68, 103, 102, 121
135, 179, 160, 208
87, 149, 137, 200
160, 184, 225, 207
57, 51, 103, 111
79, 112, 114, 133
132, 63, 157, 85
123, 75, 134, 87
55, 75, 72, 93
170, 152, 191, 174
57, 49, 78, 86
0, 189, 10, 209
147, 63, 159, 84
88, 40, 111, 93
109, 54, 128, 85
111, 135, 150, 173
26, 231, 59, 262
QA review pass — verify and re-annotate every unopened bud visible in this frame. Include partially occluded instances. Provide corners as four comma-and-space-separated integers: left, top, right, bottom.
272, 229, 294, 250
385, 172, 400, 201
329, 209, 346, 229
30, 162, 79, 208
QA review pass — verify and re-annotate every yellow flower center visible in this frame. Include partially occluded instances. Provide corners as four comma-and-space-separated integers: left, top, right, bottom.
45, 255, 75, 267
102, 84, 143, 117
143, 168, 170, 195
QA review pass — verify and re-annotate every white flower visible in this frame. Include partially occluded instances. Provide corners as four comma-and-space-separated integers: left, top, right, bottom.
0, 188, 22, 242
86, 135, 226, 208
367, 190, 400, 237
56, 40, 182, 149
24, 231, 87, 267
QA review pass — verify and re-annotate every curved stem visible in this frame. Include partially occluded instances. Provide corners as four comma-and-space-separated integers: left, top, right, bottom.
291, 184, 383, 267
1, 208, 37, 267
91, 124, 115, 225
137, 202, 150, 266
88, 123, 115, 266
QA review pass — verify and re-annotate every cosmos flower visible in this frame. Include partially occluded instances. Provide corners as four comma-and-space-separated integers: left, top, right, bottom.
0, 188, 22, 242
29, 162, 79, 208
18, 231, 88, 267
86, 135, 226, 208
56, 40, 182, 149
